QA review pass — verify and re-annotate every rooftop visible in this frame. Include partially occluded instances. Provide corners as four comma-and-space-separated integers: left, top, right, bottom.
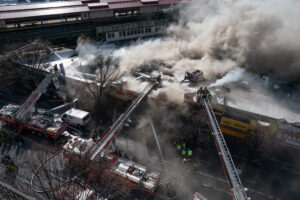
0, 0, 184, 20
217, 82, 300, 124
0, 1, 83, 12
66, 108, 90, 119
0, 6, 89, 20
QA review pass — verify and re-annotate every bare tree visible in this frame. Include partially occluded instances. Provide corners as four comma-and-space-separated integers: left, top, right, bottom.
24, 148, 132, 200
85, 52, 119, 108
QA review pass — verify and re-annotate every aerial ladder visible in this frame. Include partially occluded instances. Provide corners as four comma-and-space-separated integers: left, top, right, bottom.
196, 87, 249, 200
0, 41, 66, 137
89, 75, 162, 160
15, 70, 60, 122
5, 41, 63, 122
9, 67, 61, 137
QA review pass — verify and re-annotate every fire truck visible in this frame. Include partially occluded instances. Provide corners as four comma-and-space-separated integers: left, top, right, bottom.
62, 75, 162, 196
63, 135, 160, 195
0, 70, 66, 140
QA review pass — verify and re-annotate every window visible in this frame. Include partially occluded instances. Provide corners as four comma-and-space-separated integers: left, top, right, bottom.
119, 31, 123, 37
145, 28, 151, 33
137, 30, 140, 34
134, 30, 137, 34
141, 29, 144, 34
83, 114, 90, 122
62, 114, 67, 121
123, 31, 126, 36
107, 32, 115, 38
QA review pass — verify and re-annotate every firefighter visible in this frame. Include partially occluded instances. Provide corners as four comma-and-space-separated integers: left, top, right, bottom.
92, 129, 99, 142
177, 143, 181, 151
1, 133, 9, 144
6, 134, 11, 143
0, 133, 5, 143
1, 155, 11, 165
204, 87, 210, 99
188, 148, 192, 157
181, 141, 186, 149
197, 87, 203, 96
156, 74, 161, 83
181, 148, 187, 156
202, 87, 207, 99
53, 64, 58, 72
1, 155, 18, 172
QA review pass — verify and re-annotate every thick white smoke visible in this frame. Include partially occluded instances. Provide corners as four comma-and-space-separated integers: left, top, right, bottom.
209, 67, 245, 87
71, 0, 300, 108
115, 0, 300, 82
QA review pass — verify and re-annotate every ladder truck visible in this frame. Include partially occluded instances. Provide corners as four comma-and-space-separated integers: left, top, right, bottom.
0, 68, 66, 139
196, 87, 250, 200
15, 70, 60, 122
89, 75, 162, 160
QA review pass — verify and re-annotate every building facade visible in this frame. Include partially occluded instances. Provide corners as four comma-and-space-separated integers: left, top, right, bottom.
0, 0, 185, 44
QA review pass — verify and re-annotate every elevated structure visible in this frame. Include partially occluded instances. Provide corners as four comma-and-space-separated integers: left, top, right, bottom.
196, 88, 249, 200
0, 0, 187, 43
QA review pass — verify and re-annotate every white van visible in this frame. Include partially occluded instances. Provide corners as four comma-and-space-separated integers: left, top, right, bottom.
62, 108, 90, 127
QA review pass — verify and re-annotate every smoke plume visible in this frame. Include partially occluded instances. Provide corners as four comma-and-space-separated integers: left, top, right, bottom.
115, 0, 300, 82
209, 67, 245, 87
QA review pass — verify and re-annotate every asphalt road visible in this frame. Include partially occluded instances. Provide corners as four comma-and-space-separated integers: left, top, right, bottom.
0, 126, 299, 200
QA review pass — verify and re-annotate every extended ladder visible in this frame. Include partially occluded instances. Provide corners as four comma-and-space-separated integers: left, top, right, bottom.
197, 90, 249, 200
90, 77, 160, 160
15, 72, 59, 121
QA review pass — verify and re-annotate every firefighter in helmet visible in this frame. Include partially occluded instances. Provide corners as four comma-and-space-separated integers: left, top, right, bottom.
1, 155, 18, 172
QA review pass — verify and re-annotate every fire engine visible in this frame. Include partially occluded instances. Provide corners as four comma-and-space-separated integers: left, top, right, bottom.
0, 70, 66, 140
63, 135, 160, 194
